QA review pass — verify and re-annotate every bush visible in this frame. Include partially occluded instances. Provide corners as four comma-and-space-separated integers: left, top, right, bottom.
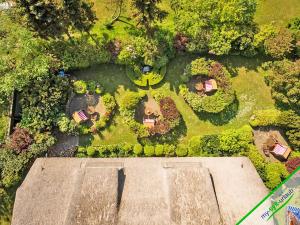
9, 127, 33, 154
102, 93, 116, 113
249, 109, 281, 127
188, 136, 201, 156
49, 36, 111, 70
264, 28, 295, 59
159, 97, 180, 121
180, 58, 235, 114
57, 114, 78, 134
86, 146, 96, 156
126, 67, 166, 87
247, 146, 267, 180
144, 145, 155, 157
265, 162, 289, 190
286, 157, 300, 173
73, 80, 87, 94
133, 144, 143, 156
163, 144, 176, 157
176, 144, 188, 157
155, 144, 164, 156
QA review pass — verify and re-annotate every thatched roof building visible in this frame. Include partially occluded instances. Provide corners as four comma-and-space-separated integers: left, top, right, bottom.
12, 157, 268, 225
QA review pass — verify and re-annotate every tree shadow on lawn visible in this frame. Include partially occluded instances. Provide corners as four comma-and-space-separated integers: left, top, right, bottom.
139, 118, 187, 145
196, 99, 239, 126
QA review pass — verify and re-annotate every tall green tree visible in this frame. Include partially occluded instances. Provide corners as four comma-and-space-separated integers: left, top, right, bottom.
16, 0, 67, 39
63, 0, 97, 39
132, 0, 167, 32
171, 0, 257, 55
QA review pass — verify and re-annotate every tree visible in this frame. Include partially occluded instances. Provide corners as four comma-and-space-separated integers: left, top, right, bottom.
0, 13, 58, 103
264, 28, 295, 59
265, 59, 300, 112
8, 127, 33, 154
171, 0, 257, 55
63, 0, 97, 41
16, 0, 67, 39
132, 0, 167, 32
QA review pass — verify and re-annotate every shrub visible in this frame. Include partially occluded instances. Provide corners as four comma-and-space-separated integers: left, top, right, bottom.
265, 162, 289, 190
188, 136, 201, 156
102, 93, 116, 113
247, 146, 266, 180
264, 28, 295, 59
160, 97, 180, 121
163, 144, 176, 157
286, 157, 300, 173
249, 109, 281, 127
144, 145, 155, 157
176, 144, 188, 157
57, 114, 77, 134
174, 33, 189, 52
86, 146, 96, 156
87, 81, 97, 94
155, 144, 164, 156
180, 58, 235, 114
74, 80, 87, 94
189, 58, 210, 76
9, 127, 33, 154
199, 135, 220, 155
133, 143, 143, 156
77, 146, 86, 153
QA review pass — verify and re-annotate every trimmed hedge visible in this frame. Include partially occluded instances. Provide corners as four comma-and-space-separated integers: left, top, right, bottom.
126, 66, 166, 87
179, 58, 236, 114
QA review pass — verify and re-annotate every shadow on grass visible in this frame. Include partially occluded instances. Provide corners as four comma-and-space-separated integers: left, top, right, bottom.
139, 117, 187, 145
197, 98, 239, 126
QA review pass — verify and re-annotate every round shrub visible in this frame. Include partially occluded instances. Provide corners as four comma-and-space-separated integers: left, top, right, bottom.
87, 81, 97, 94
77, 146, 86, 153
133, 143, 143, 156
144, 145, 155, 157
180, 58, 236, 114
74, 80, 87, 94
163, 144, 176, 157
155, 144, 164, 156
176, 144, 188, 157
86, 146, 96, 156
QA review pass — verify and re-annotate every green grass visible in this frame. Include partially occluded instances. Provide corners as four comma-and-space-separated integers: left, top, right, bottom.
74, 54, 275, 146
255, 0, 300, 27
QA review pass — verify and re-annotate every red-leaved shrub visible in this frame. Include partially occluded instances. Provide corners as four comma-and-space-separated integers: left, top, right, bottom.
160, 97, 180, 121
286, 157, 300, 173
9, 127, 33, 154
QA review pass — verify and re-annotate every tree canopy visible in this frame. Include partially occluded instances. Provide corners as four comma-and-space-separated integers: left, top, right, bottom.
171, 0, 257, 55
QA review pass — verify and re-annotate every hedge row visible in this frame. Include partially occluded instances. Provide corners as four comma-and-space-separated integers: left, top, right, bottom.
76, 125, 253, 158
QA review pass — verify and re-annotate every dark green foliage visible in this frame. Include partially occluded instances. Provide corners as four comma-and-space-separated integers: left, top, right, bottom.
57, 114, 78, 135
19, 75, 70, 132
171, 0, 257, 55
17, 0, 67, 39
48, 36, 111, 70
63, 0, 97, 34
132, 0, 167, 32
0, 14, 58, 103
264, 60, 300, 112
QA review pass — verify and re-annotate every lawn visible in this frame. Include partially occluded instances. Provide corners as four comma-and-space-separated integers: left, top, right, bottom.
255, 0, 300, 27
74, 54, 275, 146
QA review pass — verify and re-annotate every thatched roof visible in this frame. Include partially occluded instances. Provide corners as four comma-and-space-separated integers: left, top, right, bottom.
12, 157, 268, 225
